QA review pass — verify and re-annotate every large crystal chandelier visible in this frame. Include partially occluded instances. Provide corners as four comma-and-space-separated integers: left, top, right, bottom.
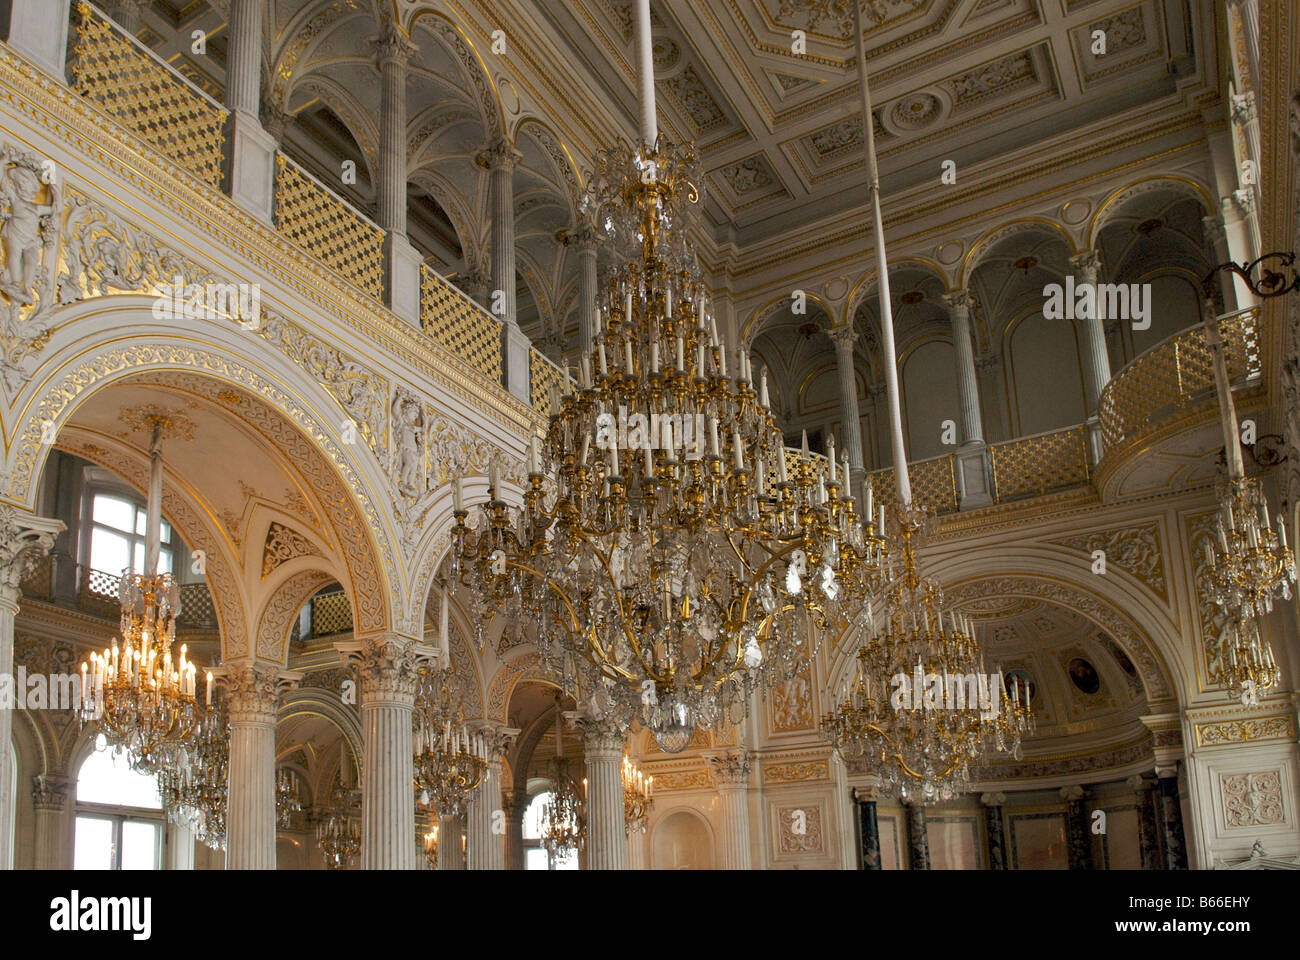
623, 754, 652, 833
1201, 315, 1295, 704
822, 501, 1034, 801
451, 0, 884, 751
413, 660, 487, 817
157, 691, 228, 849
539, 698, 585, 861
80, 418, 201, 772
316, 780, 361, 870
276, 768, 303, 827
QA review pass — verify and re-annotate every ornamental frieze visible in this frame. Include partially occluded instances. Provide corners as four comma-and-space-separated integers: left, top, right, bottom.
1046, 521, 1167, 600
1196, 715, 1296, 746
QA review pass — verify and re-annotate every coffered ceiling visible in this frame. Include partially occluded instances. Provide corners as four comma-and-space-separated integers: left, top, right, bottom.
539, 0, 1195, 246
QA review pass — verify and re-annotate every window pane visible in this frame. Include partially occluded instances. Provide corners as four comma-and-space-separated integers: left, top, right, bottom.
120, 820, 159, 871
159, 548, 172, 575
90, 529, 130, 575
160, 521, 171, 543
523, 792, 550, 839
132, 542, 144, 575
77, 744, 162, 809
92, 495, 135, 533
525, 848, 549, 871
74, 817, 114, 870
135, 509, 146, 537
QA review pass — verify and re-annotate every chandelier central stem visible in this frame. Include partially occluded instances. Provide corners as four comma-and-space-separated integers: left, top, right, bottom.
853, 0, 910, 506
634, 0, 657, 148
144, 421, 164, 576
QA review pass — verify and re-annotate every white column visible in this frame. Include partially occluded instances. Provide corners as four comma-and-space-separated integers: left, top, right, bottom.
7, 0, 70, 77
467, 724, 515, 870
105, 0, 148, 32
0, 510, 61, 869
376, 27, 421, 325
482, 138, 531, 399
165, 822, 195, 870
1070, 250, 1110, 463
579, 716, 628, 870
1201, 213, 1240, 312
223, 661, 288, 870
626, 824, 648, 870
941, 292, 984, 445
709, 751, 753, 870
437, 813, 466, 870
343, 635, 421, 870
829, 326, 866, 498
225, 0, 276, 222
32, 776, 71, 870
1227, 0, 1261, 95
576, 227, 600, 356
632, 0, 657, 146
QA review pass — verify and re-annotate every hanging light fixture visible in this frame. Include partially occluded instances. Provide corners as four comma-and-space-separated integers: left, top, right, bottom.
79, 416, 201, 772
276, 768, 303, 828
539, 696, 585, 862
412, 623, 488, 817
422, 823, 439, 869
450, 0, 887, 752
157, 690, 229, 849
623, 754, 653, 833
1201, 313, 1294, 704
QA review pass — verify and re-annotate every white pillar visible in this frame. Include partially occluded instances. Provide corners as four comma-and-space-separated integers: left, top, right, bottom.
225, 0, 276, 222
1070, 250, 1110, 463
1227, 0, 1261, 95
1201, 213, 1240, 312
375, 27, 421, 326
7, 0, 70, 77
709, 751, 753, 870
343, 636, 421, 870
942, 291, 993, 508
626, 824, 648, 869
437, 813, 466, 869
467, 724, 515, 870
576, 227, 600, 357
225, 0, 261, 117
165, 822, 195, 870
105, 0, 148, 33
0, 510, 61, 869
483, 138, 531, 399
32, 776, 71, 870
829, 326, 866, 498
579, 716, 628, 870
223, 661, 289, 870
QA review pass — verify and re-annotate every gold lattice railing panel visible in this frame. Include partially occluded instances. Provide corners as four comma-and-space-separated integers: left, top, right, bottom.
420, 265, 504, 385
177, 582, 217, 626
69, 2, 227, 187
311, 592, 353, 637
990, 426, 1090, 501
530, 349, 565, 418
1099, 309, 1260, 451
763, 448, 829, 498
863, 456, 956, 514
274, 153, 386, 301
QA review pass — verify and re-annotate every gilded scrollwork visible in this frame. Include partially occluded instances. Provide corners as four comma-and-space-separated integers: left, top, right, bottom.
1047, 522, 1167, 600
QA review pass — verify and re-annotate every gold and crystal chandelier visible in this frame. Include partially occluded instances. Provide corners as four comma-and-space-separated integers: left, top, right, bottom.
276, 767, 303, 827
1201, 315, 1295, 704
451, 0, 885, 752
822, 501, 1034, 801
623, 754, 652, 833
316, 780, 361, 870
413, 663, 488, 817
157, 691, 229, 850
80, 419, 201, 772
539, 699, 585, 861
422, 823, 439, 869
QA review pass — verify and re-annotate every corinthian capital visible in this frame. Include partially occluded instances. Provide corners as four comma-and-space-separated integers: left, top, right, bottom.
1231, 91, 1257, 126
941, 290, 974, 316
375, 25, 418, 68
477, 137, 523, 173
828, 325, 858, 351
1069, 249, 1102, 277
707, 750, 751, 785
338, 634, 428, 704
220, 661, 300, 725
0, 507, 63, 604
575, 712, 627, 756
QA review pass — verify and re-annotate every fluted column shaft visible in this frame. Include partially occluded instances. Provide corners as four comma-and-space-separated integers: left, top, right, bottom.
226, 0, 262, 118
503, 791, 526, 870
1228, 0, 1261, 94
485, 142, 521, 327
224, 661, 285, 870
626, 825, 648, 869
709, 751, 752, 870
376, 29, 416, 236
943, 292, 984, 445
1070, 251, 1111, 415
166, 822, 195, 870
348, 636, 421, 870
829, 327, 866, 493
467, 725, 512, 870
577, 230, 599, 356
32, 777, 70, 870
437, 814, 465, 869
0, 510, 61, 869
580, 717, 627, 870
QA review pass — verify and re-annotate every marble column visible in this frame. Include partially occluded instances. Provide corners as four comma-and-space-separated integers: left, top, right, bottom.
1060, 785, 1093, 870
626, 820, 648, 870
376, 26, 421, 326
224, 0, 276, 221
1128, 775, 1161, 870
852, 785, 882, 870
503, 789, 526, 870
905, 802, 930, 870
340, 635, 422, 870
1070, 251, 1110, 463
466, 724, 515, 870
224, 661, 295, 870
829, 326, 867, 498
0, 509, 61, 869
943, 291, 993, 507
579, 715, 628, 870
1156, 765, 1188, 870
31, 775, 70, 870
105, 0, 149, 32
165, 822, 195, 870
980, 792, 1008, 870
575, 226, 600, 356
1201, 214, 1238, 313
482, 138, 531, 400
437, 813, 466, 870
709, 751, 753, 870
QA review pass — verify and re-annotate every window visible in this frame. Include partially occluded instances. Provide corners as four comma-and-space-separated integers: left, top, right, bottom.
88, 493, 173, 576
523, 790, 578, 871
74, 738, 164, 870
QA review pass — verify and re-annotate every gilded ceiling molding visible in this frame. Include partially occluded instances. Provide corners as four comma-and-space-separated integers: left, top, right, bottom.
409, 10, 505, 138
255, 568, 332, 664
1087, 175, 1215, 249
268, 0, 369, 115
1195, 714, 1296, 747
1045, 521, 1168, 602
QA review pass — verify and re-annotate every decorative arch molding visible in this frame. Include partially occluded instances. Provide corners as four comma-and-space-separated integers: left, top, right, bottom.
269, 0, 377, 115
845, 255, 949, 325
743, 290, 832, 343
486, 649, 557, 723
255, 568, 334, 665
1087, 175, 1216, 249
960, 217, 1077, 290
513, 117, 584, 215
277, 694, 365, 785
291, 74, 380, 181
4, 306, 404, 637
649, 805, 717, 867
407, 9, 506, 140
408, 169, 483, 272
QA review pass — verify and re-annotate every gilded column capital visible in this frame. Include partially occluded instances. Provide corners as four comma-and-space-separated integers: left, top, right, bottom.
1231, 90, 1257, 126
466, 720, 518, 761
0, 507, 63, 605
374, 25, 418, 68
941, 290, 974, 316
708, 750, 751, 786
31, 774, 69, 811
828, 325, 858, 352
477, 137, 523, 173
337, 635, 429, 704
575, 713, 626, 757
219, 660, 300, 725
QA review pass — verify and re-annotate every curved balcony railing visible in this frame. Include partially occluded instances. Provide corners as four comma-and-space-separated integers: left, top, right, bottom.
1098, 308, 1261, 454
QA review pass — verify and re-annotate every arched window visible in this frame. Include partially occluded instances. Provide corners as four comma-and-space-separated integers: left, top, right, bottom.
73, 737, 165, 870
522, 790, 578, 871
